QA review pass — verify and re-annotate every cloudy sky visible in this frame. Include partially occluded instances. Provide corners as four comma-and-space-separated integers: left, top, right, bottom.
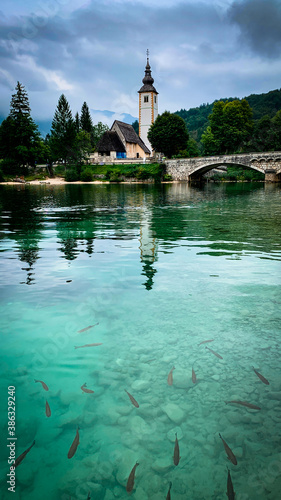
1, 0, 281, 126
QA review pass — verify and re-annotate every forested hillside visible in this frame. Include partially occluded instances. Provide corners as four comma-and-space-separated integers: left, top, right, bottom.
175, 89, 281, 143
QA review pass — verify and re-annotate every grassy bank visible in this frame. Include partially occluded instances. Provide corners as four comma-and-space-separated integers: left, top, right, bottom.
55, 163, 166, 182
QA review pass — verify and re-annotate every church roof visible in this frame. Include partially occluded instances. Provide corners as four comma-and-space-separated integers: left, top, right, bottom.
96, 131, 126, 153
138, 58, 158, 94
112, 121, 151, 154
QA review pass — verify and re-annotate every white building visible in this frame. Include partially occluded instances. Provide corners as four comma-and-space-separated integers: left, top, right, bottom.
138, 53, 158, 154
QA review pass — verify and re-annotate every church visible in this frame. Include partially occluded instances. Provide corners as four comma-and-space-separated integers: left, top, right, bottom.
93, 54, 158, 162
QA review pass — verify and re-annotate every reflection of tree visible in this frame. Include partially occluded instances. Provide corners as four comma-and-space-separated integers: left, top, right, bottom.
0, 187, 43, 285
17, 238, 39, 285
57, 230, 79, 261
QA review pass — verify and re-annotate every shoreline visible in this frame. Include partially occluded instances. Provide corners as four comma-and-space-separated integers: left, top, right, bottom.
0, 177, 176, 185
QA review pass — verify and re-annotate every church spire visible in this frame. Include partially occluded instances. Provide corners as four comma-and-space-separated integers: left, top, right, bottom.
138, 50, 158, 94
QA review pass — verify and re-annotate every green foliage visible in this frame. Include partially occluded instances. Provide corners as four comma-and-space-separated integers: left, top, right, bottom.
163, 174, 173, 181
65, 168, 79, 182
0, 83, 43, 171
80, 168, 93, 182
135, 167, 150, 179
208, 166, 264, 182
148, 111, 189, 158
132, 120, 139, 134
80, 102, 93, 134
0, 168, 4, 182
176, 88, 281, 152
202, 99, 254, 155
92, 122, 109, 149
50, 94, 76, 164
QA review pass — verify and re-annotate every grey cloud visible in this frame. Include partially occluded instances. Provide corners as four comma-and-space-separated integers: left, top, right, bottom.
228, 0, 281, 58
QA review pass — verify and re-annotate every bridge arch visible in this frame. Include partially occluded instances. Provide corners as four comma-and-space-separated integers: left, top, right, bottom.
189, 161, 265, 179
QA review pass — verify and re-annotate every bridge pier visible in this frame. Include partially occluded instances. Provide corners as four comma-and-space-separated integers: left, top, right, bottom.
264, 169, 278, 183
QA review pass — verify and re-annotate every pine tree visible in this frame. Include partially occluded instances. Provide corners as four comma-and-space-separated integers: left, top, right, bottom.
10, 82, 31, 119
75, 112, 80, 133
0, 82, 42, 171
80, 102, 93, 134
50, 94, 76, 165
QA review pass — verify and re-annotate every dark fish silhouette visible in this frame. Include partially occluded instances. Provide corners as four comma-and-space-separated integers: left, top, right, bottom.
34, 379, 49, 391
192, 367, 197, 384
173, 433, 180, 466
219, 433, 237, 465
166, 482, 172, 500
198, 339, 214, 345
67, 427, 80, 459
125, 390, 139, 408
14, 440, 35, 468
86, 492, 91, 500
167, 366, 175, 386
77, 322, 99, 333
205, 346, 223, 359
45, 400, 51, 417
74, 343, 102, 349
253, 367, 269, 385
227, 468, 235, 499
225, 400, 261, 410
126, 461, 139, 493
81, 383, 94, 394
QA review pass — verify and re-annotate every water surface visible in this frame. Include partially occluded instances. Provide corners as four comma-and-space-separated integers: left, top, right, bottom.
0, 182, 281, 500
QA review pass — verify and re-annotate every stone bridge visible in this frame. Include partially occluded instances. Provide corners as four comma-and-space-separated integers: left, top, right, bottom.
165, 151, 281, 182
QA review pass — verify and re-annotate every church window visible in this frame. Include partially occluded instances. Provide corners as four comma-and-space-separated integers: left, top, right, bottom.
144, 95, 149, 103
154, 96, 157, 103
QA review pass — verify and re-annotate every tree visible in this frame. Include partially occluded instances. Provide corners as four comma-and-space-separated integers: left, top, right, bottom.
49, 94, 76, 165
202, 99, 254, 155
132, 120, 139, 134
272, 110, 281, 150
74, 112, 80, 133
0, 82, 43, 171
147, 111, 189, 158
80, 102, 93, 134
92, 122, 109, 149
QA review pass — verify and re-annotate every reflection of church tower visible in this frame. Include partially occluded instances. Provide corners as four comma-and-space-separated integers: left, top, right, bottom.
138, 50, 158, 154
139, 209, 158, 290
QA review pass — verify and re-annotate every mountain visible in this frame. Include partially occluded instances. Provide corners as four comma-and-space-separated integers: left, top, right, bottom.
175, 88, 281, 142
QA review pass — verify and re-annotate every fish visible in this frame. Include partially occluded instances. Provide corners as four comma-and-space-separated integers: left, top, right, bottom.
227, 468, 235, 500
34, 379, 49, 391
173, 433, 180, 466
253, 367, 269, 385
125, 390, 139, 408
167, 366, 175, 386
205, 346, 223, 359
192, 367, 197, 384
219, 434, 237, 465
86, 492, 91, 500
81, 383, 94, 394
14, 440, 35, 468
74, 343, 102, 349
45, 400, 51, 417
198, 339, 214, 345
77, 322, 99, 333
225, 400, 261, 410
166, 482, 172, 500
67, 427, 80, 459
126, 461, 139, 493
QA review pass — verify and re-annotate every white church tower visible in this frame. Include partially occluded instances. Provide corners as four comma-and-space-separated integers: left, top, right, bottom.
138, 50, 158, 154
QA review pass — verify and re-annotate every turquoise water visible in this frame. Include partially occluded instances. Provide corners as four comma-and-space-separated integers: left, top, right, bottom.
0, 182, 281, 500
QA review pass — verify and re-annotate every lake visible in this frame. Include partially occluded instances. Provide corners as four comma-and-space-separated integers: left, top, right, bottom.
0, 182, 281, 500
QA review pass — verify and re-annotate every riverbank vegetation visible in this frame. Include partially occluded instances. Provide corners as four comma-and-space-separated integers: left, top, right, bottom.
57, 163, 165, 183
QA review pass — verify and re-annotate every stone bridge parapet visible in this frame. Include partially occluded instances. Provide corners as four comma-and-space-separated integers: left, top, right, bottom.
165, 152, 281, 182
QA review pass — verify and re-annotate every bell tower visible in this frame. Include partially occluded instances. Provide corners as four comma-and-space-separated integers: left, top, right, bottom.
138, 50, 158, 154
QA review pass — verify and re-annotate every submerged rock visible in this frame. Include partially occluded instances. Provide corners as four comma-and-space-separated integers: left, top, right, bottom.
167, 426, 183, 442
161, 403, 185, 424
